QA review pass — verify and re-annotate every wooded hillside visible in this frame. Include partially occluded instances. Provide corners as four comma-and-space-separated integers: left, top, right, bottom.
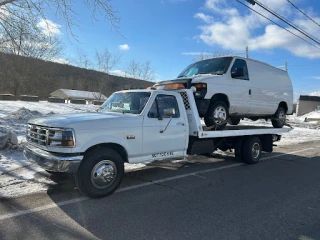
0, 52, 152, 99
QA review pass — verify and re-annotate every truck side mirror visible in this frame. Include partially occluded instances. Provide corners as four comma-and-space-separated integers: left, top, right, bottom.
164, 108, 175, 117
231, 68, 244, 78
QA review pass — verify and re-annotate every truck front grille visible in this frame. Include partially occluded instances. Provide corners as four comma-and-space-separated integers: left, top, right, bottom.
26, 124, 53, 146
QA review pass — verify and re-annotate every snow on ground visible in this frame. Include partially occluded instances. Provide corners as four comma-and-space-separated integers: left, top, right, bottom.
0, 100, 319, 198
240, 111, 320, 145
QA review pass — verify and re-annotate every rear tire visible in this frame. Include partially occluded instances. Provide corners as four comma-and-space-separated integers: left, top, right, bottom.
272, 106, 286, 128
228, 118, 240, 125
204, 101, 229, 130
76, 148, 124, 198
243, 137, 262, 164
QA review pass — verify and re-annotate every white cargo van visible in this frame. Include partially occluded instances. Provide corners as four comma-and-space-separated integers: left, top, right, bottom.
155, 56, 293, 129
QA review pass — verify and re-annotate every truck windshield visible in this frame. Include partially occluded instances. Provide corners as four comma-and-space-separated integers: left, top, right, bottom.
98, 92, 151, 114
177, 57, 233, 78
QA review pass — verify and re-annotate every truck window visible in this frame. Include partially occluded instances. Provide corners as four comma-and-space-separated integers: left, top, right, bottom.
98, 92, 151, 114
148, 94, 180, 118
231, 59, 249, 80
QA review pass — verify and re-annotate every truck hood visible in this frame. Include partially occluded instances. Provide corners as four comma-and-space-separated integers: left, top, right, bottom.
28, 112, 141, 129
156, 75, 224, 87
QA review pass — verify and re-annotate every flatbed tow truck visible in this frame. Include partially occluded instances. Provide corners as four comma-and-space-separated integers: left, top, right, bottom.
24, 89, 291, 198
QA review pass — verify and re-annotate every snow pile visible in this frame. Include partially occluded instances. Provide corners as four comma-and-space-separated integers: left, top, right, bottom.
0, 127, 19, 150
304, 110, 320, 119
5, 107, 42, 121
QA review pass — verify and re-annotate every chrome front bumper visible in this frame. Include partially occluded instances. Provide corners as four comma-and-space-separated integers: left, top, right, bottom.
23, 144, 83, 173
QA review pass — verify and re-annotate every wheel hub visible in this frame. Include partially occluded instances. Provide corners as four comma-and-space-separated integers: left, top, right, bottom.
213, 106, 227, 124
252, 143, 261, 158
91, 160, 117, 189
278, 110, 286, 124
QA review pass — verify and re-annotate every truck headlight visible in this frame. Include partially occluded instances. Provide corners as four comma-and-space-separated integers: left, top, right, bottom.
192, 83, 207, 99
48, 129, 75, 147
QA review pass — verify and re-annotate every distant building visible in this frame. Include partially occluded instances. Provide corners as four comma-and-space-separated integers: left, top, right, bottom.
50, 89, 107, 101
296, 95, 320, 116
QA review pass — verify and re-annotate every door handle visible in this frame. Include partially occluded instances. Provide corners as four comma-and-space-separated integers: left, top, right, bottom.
249, 89, 251, 95
177, 122, 185, 126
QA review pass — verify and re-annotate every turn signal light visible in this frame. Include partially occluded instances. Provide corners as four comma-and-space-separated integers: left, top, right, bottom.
194, 83, 207, 89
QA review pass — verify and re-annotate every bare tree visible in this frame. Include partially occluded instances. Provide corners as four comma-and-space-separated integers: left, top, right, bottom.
89, 48, 122, 99
73, 49, 93, 69
0, 11, 62, 60
95, 48, 121, 74
0, 0, 119, 38
125, 60, 154, 81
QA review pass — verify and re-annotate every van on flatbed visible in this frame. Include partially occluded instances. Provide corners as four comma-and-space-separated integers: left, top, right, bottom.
155, 56, 294, 129
24, 89, 291, 198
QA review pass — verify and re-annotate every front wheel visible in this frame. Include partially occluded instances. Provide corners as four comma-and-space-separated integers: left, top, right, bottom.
204, 101, 229, 130
272, 106, 286, 128
76, 148, 124, 198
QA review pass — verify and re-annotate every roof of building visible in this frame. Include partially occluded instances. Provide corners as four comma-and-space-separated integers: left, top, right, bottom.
299, 95, 320, 102
50, 89, 107, 100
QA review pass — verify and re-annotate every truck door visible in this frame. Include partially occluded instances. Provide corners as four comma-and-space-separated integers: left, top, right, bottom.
228, 59, 251, 115
143, 93, 187, 161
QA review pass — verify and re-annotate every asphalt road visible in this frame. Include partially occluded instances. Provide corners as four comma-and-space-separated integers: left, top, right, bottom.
0, 140, 319, 240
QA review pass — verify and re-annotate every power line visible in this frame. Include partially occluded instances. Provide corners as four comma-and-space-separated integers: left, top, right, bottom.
287, 0, 320, 28
235, 0, 320, 51
247, 0, 320, 45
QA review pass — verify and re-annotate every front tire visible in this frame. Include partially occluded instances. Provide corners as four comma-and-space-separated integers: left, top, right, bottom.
272, 106, 286, 128
204, 101, 229, 130
76, 148, 124, 198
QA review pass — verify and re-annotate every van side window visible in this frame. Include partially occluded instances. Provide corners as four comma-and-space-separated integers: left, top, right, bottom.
231, 59, 249, 80
148, 94, 180, 118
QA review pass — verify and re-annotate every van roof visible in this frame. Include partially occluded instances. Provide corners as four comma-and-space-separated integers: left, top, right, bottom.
206, 55, 286, 72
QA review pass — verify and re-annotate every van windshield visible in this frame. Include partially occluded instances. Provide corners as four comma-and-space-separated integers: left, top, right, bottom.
177, 57, 233, 78
98, 92, 151, 114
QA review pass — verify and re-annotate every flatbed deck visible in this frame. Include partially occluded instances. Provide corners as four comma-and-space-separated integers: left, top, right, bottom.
199, 126, 291, 138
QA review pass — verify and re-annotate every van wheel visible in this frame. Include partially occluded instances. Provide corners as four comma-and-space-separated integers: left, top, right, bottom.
272, 106, 286, 128
204, 101, 229, 130
243, 137, 262, 164
228, 118, 240, 125
76, 148, 124, 198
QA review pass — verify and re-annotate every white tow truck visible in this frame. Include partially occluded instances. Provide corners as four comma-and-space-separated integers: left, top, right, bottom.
24, 88, 291, 198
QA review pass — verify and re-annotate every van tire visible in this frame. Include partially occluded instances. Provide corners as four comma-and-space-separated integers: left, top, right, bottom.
243, 137, 262, 164
228, 118, 240, 125
75, 148, 124, 198
272, 106, 286, 128
204, 101, 229, 130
